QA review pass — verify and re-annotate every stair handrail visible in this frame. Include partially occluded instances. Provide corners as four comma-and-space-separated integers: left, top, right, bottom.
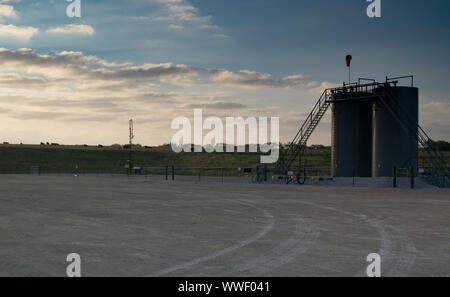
384, 84, 448, 169
382, 83, 449, 185
280, 89, 331, 172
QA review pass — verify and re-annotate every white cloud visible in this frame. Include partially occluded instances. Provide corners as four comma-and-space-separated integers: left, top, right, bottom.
200, 24, 219, 30
209, 70, 309, 88
0, 4, 16, 19
0, 48, 317, 89
0, 24, 38, 41
169, 23, 183, 30
0, 47, 344, 145
155, 0, 207, 22
151, 0, 219, 31
420, 100, 450, 141
214, 33, 229, 39
421, 101, 450, 115
46, 24, 95, 36
309, 81, 341, 94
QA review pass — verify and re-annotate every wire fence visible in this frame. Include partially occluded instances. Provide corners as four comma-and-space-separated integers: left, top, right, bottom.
3, 164, 448, 188
9, 164, 334, 185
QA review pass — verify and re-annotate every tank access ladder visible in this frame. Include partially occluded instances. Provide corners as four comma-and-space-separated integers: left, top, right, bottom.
278, 79, 449, 188
277, 89, 332, 174
379, 83, 449, 188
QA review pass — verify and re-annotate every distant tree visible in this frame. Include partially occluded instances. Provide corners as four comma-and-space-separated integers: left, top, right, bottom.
427, 140, 450, 151
310, 144, 326, 150
322, 148, 331, 163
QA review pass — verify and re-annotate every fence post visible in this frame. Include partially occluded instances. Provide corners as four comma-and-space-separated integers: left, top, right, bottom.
165, 166, 168, 180
264, 166, 267, 182
410, 166, 414, 189
172, 166, 175, 181
256, 165, 260, 183
222, 168, 224, 183
352, 167, 355, 187
393, 166, 397, 188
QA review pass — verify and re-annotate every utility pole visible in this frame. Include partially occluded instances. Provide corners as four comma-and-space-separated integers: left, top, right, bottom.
129, 119, 134, 171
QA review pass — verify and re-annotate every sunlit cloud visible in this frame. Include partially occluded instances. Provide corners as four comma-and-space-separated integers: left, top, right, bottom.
0, 4, 16, 19
0, 24, 38, 41
46, 24, 95, 36
0, 47, 448, 145
0, 47, 331, 144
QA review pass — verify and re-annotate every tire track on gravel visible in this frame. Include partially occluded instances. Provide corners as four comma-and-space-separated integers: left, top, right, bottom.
149, 200, 275, 277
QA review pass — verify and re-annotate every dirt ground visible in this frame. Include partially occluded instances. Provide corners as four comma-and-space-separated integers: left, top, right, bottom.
0, 175, 449, 276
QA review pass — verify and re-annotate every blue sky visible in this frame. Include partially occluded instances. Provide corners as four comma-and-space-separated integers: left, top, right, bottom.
0, 0, 449, 145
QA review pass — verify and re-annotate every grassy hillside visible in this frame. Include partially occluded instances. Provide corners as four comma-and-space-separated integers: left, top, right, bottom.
0, 144, 280, 174
0, 144, 447, 175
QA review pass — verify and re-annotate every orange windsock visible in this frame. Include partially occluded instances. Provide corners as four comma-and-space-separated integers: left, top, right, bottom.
346, 55, 352, 67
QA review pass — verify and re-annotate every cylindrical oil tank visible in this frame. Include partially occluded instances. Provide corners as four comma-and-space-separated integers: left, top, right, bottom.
372, 86, 419, 177
331, 94, 373, 177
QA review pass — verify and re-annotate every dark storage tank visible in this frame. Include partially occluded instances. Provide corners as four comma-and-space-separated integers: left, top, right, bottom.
372, 86, 419, 177
331, 93, 373, 177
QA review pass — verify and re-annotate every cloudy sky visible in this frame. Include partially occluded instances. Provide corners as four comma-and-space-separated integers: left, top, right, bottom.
0, 0, 449, 146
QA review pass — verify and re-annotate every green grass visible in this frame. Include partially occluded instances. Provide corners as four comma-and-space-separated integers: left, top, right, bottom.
1, 144, 447, 175
0, 144, 273, 174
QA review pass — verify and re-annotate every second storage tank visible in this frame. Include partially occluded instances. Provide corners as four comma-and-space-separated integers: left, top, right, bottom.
372, 86, 419, 177
331, 92, 373, 177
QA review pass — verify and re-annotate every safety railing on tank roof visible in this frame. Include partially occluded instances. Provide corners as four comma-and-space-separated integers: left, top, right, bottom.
277, 76, 416, 175
328, 82, 382, 95
280, 80, 396, 173
386, 75, 414, 87
326, 75, 414, 96
328, 81, 380, 95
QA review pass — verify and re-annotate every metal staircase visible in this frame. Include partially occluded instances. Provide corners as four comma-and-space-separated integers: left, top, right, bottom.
380, 83, 449, 187
278, 78, 449, 188
277, 89, 332, 173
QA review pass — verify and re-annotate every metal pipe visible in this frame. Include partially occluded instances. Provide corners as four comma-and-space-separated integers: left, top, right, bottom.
393, 166, 397, 188
358, 78, 376, 85
264, 165, 267, 182
255, 165, 258, 183
386, 75, 414, 87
